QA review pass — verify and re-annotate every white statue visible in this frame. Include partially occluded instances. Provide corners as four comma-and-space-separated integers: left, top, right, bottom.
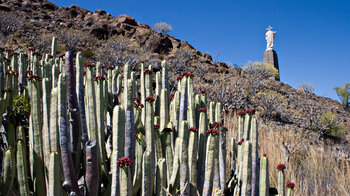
265, 26, 276, 50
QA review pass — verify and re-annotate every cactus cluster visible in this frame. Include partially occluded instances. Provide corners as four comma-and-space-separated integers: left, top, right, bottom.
0, 38, 295, 196
227, 109, 296, 196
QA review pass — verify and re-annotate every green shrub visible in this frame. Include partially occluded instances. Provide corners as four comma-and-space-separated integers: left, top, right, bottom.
8, 94, 30, 128
334, 83, 350, 108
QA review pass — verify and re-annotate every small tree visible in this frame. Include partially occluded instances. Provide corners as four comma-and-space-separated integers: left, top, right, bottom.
152, 22, 173, 35
334, 83, 350, 108
298, 83, 315, 94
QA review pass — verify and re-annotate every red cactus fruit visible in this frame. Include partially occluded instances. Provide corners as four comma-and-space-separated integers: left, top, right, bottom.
145, 96, 155, 102
176, 76, 183, 81
144, 69, 152, 74
199, 108, 207, 113
206, 129, 219, 136
286, 182, 295, 189
237, 110, 246, 116
117, 157, 133, 167
277, 163, 286, 170
189, 127, 198, 132
245, 109, 254, 115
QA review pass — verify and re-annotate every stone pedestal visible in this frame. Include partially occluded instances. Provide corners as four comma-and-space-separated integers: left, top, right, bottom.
263, 49, 280, 81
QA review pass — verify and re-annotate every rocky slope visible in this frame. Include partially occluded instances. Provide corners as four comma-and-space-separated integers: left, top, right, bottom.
1, 0, 349, 143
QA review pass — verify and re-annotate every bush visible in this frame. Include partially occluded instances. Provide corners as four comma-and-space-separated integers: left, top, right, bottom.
8, 94, 30, 128
334, 83, 350, 108
311, 111, 346, 139
242, 61, 279, 79
152, 22, 173, 35
253, 90, 286, 120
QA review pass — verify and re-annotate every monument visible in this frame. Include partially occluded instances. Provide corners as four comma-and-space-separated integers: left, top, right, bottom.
263, 26, 280, 80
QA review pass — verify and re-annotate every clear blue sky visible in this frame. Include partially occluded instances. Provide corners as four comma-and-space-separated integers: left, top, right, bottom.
51, 0, 350, 101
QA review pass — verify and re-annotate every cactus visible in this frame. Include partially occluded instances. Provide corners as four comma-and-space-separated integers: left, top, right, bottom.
197, 107, 208, 192
178, 77, 187, 133
179, 120, 190, 195
250, 117, 259, 196
202, 129, 219, 196
66, 51, 82, 173
95, 62, 108, 177
259, 154, 269, 196
118, 157, 133, 196
124, 79, 135, 172
16, 139, 31, 196
75, 52, 88, 148
155, 71, 161, 115
241, 141, 252, 196
28, 53, 46, 196
188, 126, 198, 196
60, 115, 80, 195
42, 78, 51, 171
141, 151, 151, 196
51, 36, 57, 57
49, 87, 60, 154
48, 152, 62, 196
111, 105, 125, 196
0, 149, 15, 196
286, 182, 295, 196
144, 95, 155, 194
155, 158, 167, 196
277, 164, 286, 196
85, 140, 99, 196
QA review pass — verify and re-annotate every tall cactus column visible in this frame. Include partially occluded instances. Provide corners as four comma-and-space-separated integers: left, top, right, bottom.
66, 51, 82, 174
58, 73, 80, 195
202, 128, 219, 196
95, 62, 108, 177
27, 53, 46, 196
250, 115, 259, 196
277, 163, 286, 196
124, 79, 135, 175
75, 52, 88, 149
179, 120, 190, 195
111, 105, 125, 196
241, 141, 252, 196
259, 154, 269, 196
144, 94, 155, 195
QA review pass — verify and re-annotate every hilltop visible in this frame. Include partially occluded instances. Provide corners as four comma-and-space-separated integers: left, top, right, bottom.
0, 0, 349, 143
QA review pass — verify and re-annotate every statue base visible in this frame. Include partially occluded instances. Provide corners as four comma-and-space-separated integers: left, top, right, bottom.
263, 49, 280, 81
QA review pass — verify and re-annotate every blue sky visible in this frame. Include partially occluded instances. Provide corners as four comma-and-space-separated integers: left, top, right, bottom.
51, 0, 350, 101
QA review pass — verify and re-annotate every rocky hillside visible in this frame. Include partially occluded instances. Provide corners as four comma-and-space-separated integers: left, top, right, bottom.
1, 0, 349, 143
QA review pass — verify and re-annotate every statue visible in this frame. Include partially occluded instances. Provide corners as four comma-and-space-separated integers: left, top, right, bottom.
265, 26, 276, 50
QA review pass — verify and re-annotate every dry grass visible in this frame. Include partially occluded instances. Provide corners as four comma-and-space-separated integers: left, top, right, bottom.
223, 113, 350, 196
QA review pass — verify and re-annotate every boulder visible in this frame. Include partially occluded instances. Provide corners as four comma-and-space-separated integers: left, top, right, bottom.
145, 35, 173, 54
94, 9, 107, 16
42, 1, 57, 10
117, 14, 137, 26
